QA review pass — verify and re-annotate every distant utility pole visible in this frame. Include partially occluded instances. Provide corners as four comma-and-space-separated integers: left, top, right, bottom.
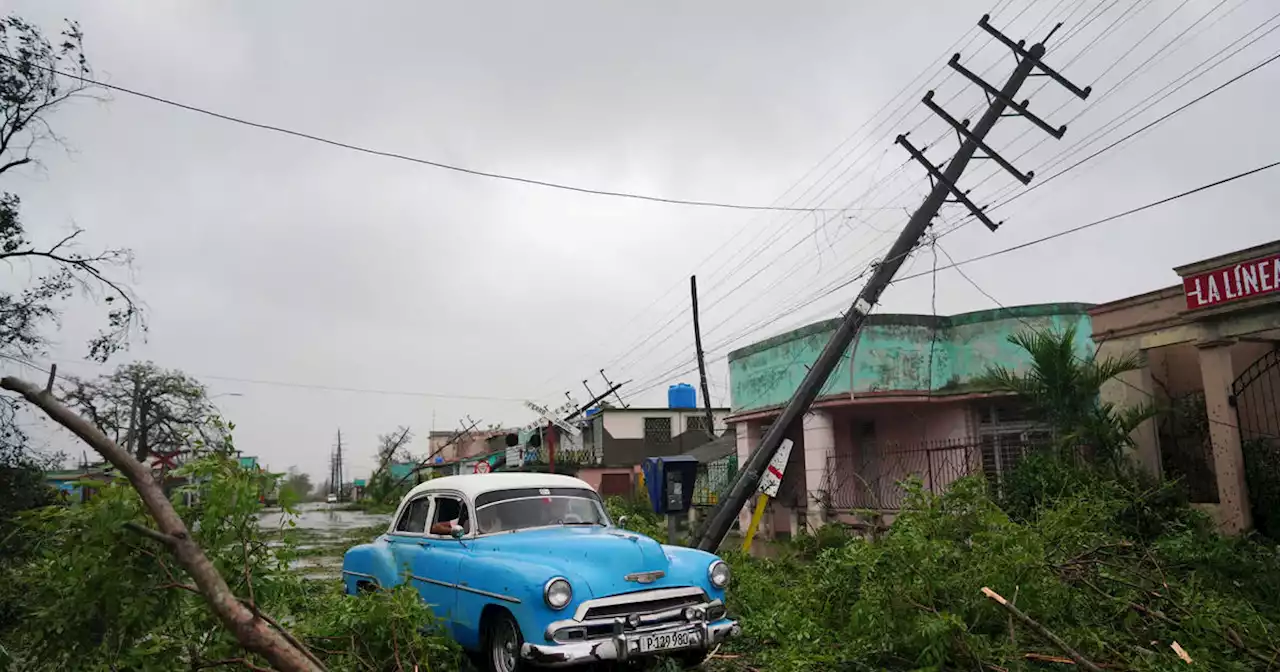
333, 429, 344, 502
690, 275, 716, 440
695, 14, 1091, 552
564, 381, 629, 422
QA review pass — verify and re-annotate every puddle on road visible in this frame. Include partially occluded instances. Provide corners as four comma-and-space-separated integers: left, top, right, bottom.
258, 502, 391, 581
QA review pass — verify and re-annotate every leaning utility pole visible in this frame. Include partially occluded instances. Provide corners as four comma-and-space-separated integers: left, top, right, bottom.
696, 14, 1091, 552
690, 275, 717, 440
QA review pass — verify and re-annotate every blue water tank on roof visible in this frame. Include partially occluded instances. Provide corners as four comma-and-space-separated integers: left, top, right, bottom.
667, 383, 696, 409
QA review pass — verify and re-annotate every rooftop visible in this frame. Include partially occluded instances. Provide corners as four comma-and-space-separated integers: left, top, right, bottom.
403, 472, 593, 500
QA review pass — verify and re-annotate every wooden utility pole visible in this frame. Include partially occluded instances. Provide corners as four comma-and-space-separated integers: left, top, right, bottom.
599, 369, 628, 408
690, 275, 717, 440
695, 14, 1091, 552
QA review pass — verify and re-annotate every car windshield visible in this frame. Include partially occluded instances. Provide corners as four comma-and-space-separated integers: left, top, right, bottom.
474, 487, 610, 535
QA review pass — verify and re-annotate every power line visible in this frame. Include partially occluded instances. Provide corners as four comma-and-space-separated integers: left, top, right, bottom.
896, 156, 1280, 283
555, 4, 1277, 405
633, 154, 1280, 396
958, 6, 1280, 227
0, 354, 531, 402
558, 3, 1066, 391
4, 56, 860, 215
610, 1, 1110, 384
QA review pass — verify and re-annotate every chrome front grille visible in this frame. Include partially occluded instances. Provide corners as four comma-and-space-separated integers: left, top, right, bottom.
583, 593, 704, 620
550, 587, 722, 643
573, 587, 707, 622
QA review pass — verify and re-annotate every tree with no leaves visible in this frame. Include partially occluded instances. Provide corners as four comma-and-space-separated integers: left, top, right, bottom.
60, 361, 216, 464
0, 15, 143, 364
0, 15, 144, 464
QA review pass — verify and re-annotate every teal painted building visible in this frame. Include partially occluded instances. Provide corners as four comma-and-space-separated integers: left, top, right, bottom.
729, 304, 1096, 415
725, 303, 1095, 537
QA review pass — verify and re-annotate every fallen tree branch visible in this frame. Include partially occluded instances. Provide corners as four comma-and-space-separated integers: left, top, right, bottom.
2, 375, 325, 672
981, 587, 1104, 672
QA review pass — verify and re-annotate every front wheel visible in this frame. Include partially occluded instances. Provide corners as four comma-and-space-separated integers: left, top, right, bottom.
484, 612, 526, 672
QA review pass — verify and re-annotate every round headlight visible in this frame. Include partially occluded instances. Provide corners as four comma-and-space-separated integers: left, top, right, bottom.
708, 560, 730, 589
544, 577, 572, 610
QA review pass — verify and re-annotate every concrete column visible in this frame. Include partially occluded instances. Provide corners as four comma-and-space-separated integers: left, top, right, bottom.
733, 420, 761, 534
1198, 343, 1253, 534
1098, 341, 1162, 478
801, 411, 835, 532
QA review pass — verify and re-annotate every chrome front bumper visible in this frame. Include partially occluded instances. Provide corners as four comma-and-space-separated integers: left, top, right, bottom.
521, 618, 740, 667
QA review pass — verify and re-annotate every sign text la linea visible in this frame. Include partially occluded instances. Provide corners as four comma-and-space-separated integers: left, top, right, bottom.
1183, 252, 1280, 310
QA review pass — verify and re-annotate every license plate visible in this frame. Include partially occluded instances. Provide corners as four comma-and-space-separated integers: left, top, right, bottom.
637, 628, 699, 653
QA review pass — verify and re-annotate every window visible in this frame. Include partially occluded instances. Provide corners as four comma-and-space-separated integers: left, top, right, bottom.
428, 495, 470, 536
474, 488, 609, 534
686, 415, 709, 435
644, 417, 673, 445
394, 496, 430, 534
977, 403, 1047, 494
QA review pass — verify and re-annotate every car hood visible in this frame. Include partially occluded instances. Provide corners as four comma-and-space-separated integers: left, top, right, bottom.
469, 526, 673, 597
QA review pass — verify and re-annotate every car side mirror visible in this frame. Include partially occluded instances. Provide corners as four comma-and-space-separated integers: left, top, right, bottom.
617, 515, 629, 529
450, 524, 465, 539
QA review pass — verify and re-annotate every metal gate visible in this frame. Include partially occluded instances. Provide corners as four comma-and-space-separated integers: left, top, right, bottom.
1230, 346, 1280, 537
1157, 390, 1217, 503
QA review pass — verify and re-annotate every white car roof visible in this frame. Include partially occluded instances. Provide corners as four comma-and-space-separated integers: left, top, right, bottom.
403, 472, 596, 501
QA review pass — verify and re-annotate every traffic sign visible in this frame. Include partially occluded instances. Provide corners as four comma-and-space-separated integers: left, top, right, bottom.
474, 461, 490, 474
756, 438, 794, 498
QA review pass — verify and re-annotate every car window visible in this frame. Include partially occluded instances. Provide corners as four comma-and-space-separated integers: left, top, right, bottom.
394, 496, 430, 534
428, 495, 470, 536
476, 492, 608, 534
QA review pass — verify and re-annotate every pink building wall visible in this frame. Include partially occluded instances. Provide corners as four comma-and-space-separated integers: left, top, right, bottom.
575, 465, 641, 496
733, 398, 983, 530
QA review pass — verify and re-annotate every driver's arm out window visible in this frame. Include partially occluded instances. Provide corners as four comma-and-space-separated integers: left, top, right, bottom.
429, 496, 467, 536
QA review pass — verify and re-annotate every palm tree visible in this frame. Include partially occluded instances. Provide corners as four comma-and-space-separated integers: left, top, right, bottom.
979, 323, 1155, 466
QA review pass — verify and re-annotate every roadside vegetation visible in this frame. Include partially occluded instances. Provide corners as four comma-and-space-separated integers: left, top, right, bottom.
706, 325, 1280, 671
0, 453, 463, 672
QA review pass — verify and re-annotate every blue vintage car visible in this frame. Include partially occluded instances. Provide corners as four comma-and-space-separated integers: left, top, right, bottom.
341, 473, 739, 671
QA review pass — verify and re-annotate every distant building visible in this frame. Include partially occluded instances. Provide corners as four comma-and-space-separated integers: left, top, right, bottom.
45, 462, 115, 503
573, 404, 731, 497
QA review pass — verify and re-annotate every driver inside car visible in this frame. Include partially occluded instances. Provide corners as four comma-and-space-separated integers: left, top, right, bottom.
428, 498, 469, 536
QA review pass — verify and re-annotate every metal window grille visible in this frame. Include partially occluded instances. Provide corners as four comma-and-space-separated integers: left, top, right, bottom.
644, 417, 673, 445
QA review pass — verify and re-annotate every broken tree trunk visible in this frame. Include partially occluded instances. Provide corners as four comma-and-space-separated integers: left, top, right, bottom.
1, 374, 325, 672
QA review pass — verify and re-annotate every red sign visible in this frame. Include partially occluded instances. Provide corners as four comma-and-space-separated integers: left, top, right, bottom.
1183, 252, 1280, 310
473, 461, 490, 474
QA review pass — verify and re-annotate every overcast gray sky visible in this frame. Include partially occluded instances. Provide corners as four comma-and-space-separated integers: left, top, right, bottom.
4, 0, 1278, 483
